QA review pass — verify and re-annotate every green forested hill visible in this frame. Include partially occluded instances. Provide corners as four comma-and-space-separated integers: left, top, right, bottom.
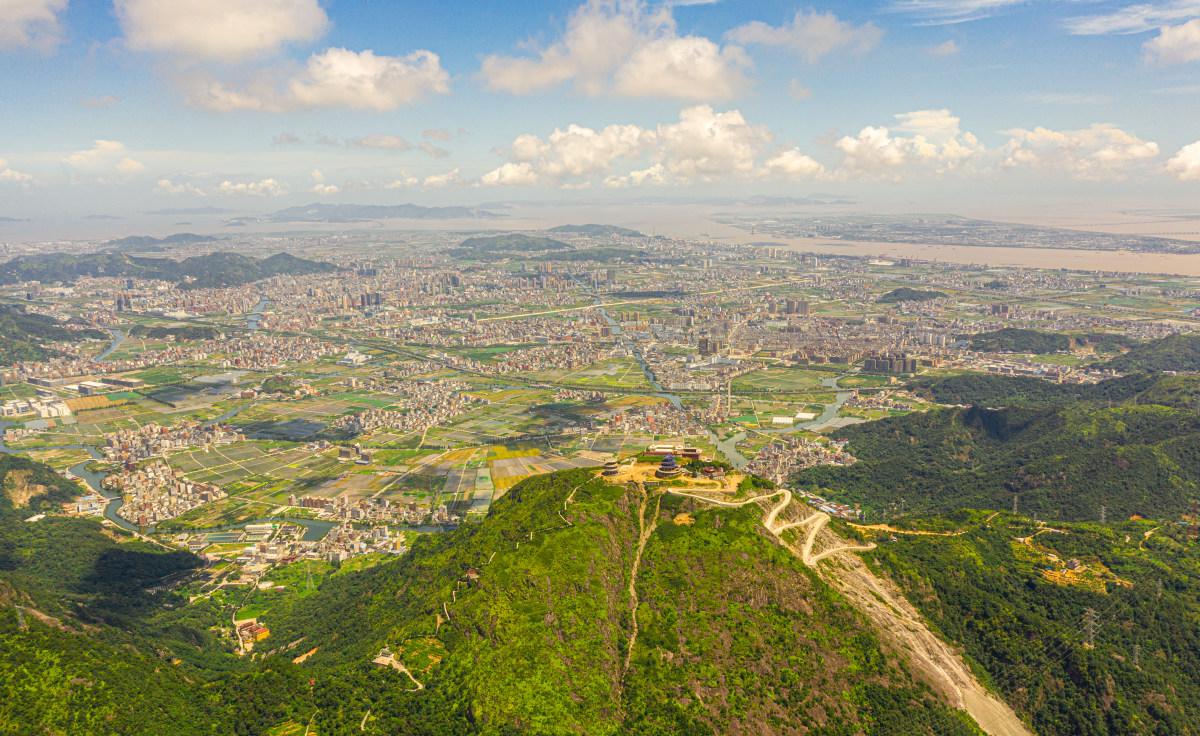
865, 510, 1200, 736
264, 470, 980, 734
448, 233, 569, 260
1, 468, 988, 735
0, 251, 338, 289
906, 372, 1156, 407
0, 303, 107, 365
548, 224, 645, 237
1101, 333, 1200, 373
877, 287, 946, 303
961, 327, 1072, 353
795, 402, 1200, 522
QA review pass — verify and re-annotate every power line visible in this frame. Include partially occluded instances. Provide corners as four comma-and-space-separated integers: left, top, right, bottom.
1084, 608, 1099, 648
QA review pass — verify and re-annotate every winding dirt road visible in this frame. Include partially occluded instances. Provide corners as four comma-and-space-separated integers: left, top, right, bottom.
666, 488, 876, 566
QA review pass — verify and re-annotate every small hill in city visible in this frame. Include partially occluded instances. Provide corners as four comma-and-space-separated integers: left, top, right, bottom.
449, 233, 570, 259
877, 287, 947, 303
548, 224, 646, 238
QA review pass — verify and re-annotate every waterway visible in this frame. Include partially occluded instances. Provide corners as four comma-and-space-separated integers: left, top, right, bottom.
247, 298, 270, 332
94, 328, 126, 361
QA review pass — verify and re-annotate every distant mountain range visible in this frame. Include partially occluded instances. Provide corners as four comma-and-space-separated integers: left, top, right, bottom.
262, 203, 499, 223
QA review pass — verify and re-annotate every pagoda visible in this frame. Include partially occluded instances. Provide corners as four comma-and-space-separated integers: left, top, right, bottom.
655, 454, 683, 479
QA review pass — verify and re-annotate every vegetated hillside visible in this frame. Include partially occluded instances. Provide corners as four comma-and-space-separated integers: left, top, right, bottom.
129, 324, 222, 341
261, 468, 984, 735
0, 303, 107, 365
105, 233, 216, 250
448, 233, 570, 260
548, 224, 646, 237
961, 327, 1072, 353
905, 373, 1156, 407
0, 506, 235, 736
0, 251, 337, 289
866, 510, 1200, 736
0, 453, 87, 513
794, 402, 1200, 522
1101, 333, 1200, 373
266, 203, 493, 222
877, 287, 946, 303
532, 246, 645, 263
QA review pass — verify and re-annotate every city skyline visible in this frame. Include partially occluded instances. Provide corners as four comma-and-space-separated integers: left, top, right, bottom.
2, 0, 1200, 226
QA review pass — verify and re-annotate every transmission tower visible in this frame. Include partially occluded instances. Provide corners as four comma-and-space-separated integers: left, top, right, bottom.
1084, 608, 1099, 648
14, 606, 26, 630
1133, 644, 1141, 667
1099, 505, 1106, 524
1012, 495, 1019, 515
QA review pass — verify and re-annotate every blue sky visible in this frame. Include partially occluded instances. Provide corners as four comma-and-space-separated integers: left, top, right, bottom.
1, 0, 1199, 221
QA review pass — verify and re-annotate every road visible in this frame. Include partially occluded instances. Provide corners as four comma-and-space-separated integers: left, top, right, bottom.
665, 487, 875, 566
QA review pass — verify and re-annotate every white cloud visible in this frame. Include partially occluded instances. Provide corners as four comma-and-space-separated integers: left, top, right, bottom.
80, 95, 122, 108
1167, 141, 1200, 180
154, 177, 206, 196
482, 105, 801, 188
384, 175, 419, 189
1067, 0, 1200, 35
419, 142, 451, 158
309, 183, 340, 195
832, 109, 983, 180
422, 169, 463, 189
63, 140, 145, 180
655, 105, 771, 180
788, 79, 813, 100
0, 156, 34, 187
423, 129, 453, 141
999, 124, 1160, 180
116, 158, 145, 175
1144, 19, 1200, 64
764, 149, 825, 178
349, 134, 411, 150
479, 0, 751, 100
925, 39, 960, 55
0, 0, 68, 50
116, 0, 327, 62
187, 48, 452, 112
272, 133, 301, 146
215, 178, 289, 196
726, 10, 882, 63
886, 0, 1029, 25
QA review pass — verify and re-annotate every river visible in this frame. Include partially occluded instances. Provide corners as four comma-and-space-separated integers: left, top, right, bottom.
94, 328, 126, 361
247, 298, 270, 332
